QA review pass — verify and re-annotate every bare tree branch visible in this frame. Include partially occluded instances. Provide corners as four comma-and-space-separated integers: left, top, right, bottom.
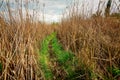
0, 0, 3, 9
105, 0, 112, 17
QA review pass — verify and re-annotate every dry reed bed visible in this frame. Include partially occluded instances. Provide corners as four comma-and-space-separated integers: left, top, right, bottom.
0, 0, 120, 79
0, 16, 54, 80
0, 15, 120, 80
55, 16, 120, 79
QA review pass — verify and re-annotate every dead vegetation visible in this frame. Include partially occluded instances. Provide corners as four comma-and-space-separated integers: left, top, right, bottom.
0, 0, 120, 80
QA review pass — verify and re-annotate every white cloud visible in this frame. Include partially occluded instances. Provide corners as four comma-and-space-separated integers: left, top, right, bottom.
1, 0, 119, 23
32, 0, 72, 22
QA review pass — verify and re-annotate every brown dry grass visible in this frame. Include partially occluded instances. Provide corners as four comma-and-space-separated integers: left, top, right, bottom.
0, 15, 55, 80
0, 0, 120, 80
55, 16, 120, 79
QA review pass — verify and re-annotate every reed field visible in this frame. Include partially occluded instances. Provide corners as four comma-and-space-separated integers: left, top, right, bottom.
0, 0, 120, 80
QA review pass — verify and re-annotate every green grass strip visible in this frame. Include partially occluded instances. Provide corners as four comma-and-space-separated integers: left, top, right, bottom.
39, 32, 75, 79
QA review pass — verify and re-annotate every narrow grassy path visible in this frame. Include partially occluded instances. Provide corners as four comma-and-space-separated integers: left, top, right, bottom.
39, 32, 75, 80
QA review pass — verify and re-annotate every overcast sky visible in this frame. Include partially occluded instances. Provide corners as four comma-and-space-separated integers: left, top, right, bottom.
32, 0, 119, 22
37, 0, 73, 22
0, 0, 119, 23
